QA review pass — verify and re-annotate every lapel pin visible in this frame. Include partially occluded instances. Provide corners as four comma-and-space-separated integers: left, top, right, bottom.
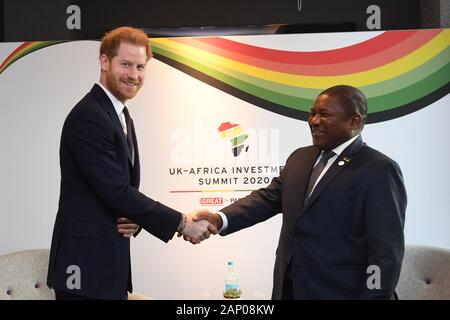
338, 157, 351, 166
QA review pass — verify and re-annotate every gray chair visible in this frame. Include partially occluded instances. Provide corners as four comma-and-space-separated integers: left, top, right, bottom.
0, 249, 55, 300
0, 248, 153, 300
397, 244, 450, 300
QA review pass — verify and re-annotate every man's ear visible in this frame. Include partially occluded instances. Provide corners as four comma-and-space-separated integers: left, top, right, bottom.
99, 54, 109, 72
350, 113, 362, 130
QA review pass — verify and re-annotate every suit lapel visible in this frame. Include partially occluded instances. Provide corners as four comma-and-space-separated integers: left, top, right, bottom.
91, 84, 134, 165
291, 147, 321, 219
91, 84, 133, 167
300, 136, 364, 216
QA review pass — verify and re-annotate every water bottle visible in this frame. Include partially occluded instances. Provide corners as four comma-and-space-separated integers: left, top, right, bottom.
223, 260, 241, 299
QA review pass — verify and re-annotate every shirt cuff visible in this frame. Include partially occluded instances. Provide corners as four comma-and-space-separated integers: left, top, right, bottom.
216, 211, 228, 233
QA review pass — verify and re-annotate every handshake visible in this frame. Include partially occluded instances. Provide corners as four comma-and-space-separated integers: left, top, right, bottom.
177, 209, 223, 244
116, 209, 222, 244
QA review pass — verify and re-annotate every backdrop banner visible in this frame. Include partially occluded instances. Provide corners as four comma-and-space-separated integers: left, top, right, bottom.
0, 29, 449, 299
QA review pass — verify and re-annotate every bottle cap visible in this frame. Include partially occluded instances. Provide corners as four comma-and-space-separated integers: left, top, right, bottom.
227, 261, 234, 266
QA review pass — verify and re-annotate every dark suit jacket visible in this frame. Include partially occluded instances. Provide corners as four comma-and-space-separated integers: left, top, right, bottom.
221, 136, 406, 299
47, 84, 181, 299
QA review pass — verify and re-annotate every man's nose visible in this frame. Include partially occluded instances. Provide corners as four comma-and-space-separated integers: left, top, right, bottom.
309, 114, 321, 125
127, 67, 138, 79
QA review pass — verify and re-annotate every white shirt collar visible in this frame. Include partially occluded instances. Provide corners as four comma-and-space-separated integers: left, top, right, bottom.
309, 134, 360, 195
329, 134, 360, 157
97, 82, 127, 118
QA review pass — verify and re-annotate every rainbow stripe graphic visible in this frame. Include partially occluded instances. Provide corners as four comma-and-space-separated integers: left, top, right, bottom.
150, 29, 450, 123
0, 41, 65, 75
218, 122, 249, 157
1, 30, 448, 123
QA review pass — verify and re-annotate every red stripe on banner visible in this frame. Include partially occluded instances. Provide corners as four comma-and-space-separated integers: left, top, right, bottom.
186, 30, 430, 65
0, 42, 34, 71
176, 30, 441, 76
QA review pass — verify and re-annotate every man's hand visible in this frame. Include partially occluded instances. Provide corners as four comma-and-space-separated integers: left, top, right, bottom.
117, 217, 139, 238
192, 210, 223, 230
178, 209, 218, 244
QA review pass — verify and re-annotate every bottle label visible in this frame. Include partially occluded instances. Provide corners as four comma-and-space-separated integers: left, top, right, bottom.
224, 283, 241, 299
225, 284, 239, 290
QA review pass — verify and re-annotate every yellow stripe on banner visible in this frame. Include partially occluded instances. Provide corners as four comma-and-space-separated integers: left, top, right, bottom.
218, 126, 243, 138
152, 30, 449, 88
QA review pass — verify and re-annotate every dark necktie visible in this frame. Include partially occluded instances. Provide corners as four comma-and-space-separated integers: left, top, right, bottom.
305, 150, 335, 201
122, 106, 134, 163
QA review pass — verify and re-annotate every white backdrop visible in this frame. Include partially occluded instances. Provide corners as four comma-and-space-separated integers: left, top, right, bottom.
0, 32, 449, 299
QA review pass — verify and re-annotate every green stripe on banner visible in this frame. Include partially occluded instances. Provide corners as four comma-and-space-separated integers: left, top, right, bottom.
362, 47, 450, 98
155, 41, 322, 99
205, 59, 323, 100
153, 45, 315, 112
153, 43, 449, 115
368, 63, 450, 112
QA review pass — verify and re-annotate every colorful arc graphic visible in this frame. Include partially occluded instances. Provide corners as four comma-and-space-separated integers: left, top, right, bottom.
1, 30, 449, 123
0, 41, 66, 75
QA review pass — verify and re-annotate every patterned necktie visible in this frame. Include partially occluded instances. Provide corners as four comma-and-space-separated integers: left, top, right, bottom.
305, 150, 335, 201
122, 106, 134, 163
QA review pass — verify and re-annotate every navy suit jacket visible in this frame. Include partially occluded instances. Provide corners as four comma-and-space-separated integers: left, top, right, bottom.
47, 84, 181, 299
221, 136, 406, 299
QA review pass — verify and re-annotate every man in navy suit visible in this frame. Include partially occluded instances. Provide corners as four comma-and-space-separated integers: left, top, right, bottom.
194, 85, 407, 299
47, 27, 216, 300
